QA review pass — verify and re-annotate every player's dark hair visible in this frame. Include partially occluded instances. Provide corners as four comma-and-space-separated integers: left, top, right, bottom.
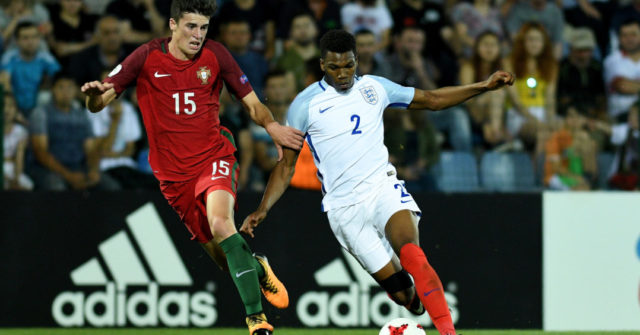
319, 29, 356, 59
14, 21, 38, 38
170, 0, 217, 21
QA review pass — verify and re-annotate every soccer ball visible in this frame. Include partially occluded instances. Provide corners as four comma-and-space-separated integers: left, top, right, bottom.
379, 317, 426, 335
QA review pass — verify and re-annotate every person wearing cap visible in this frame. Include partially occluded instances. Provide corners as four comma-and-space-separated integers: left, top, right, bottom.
557, 26, 608, 149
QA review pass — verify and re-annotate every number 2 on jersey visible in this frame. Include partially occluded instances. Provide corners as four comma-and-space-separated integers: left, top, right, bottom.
350, 114, 362, 135
173, 92, 196, 115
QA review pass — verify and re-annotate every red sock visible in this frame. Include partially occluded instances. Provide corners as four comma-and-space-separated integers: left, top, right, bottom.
400, 243, 455, 335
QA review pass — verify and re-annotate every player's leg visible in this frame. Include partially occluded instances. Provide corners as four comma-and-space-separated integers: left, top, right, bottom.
385, 210, 456, 335
206, 189, 273, 334
370, 256, 424, 315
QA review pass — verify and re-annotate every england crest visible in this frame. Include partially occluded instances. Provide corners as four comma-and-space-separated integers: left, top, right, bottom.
359, 86, 378, 105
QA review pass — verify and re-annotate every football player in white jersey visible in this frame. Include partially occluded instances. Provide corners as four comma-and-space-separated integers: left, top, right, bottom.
241, 30, 514, 335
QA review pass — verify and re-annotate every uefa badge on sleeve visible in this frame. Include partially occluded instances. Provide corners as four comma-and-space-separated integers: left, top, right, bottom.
197, 66, 211, 85
240, 74, 249, 85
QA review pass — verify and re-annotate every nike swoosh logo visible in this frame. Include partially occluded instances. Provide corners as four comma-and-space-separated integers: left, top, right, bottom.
423, 288, 441, 297
401, 199, 413, 203
235, 269, 255, 278
319, 106, 333, 113
211, 176, 226, 181
154, 71, 171, 78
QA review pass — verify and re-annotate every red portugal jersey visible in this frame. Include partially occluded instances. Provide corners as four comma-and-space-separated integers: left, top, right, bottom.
104, 38, 253, 181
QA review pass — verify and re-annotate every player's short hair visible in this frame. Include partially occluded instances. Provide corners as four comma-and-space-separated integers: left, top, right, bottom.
319, 29, 356, 59
170, 0, 217, 21
14, 21, 38, 38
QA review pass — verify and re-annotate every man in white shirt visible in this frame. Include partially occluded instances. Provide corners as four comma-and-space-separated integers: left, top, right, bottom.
241, 29, 513, 335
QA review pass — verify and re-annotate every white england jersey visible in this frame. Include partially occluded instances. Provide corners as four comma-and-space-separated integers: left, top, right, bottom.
287, 75, 415, 211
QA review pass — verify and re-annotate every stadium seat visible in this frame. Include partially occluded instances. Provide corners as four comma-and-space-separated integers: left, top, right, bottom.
430, 151, 479, 192
596, 152, 615, 189
480, 152, 536, 192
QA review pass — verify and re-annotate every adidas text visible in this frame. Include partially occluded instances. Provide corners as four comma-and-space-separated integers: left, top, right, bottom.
52, 283, 216, 327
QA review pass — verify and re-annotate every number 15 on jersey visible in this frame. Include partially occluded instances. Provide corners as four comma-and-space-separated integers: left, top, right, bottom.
173, 92, 196, 115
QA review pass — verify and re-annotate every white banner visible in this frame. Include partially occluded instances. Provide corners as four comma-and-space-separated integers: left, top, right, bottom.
543, 192, 640, 331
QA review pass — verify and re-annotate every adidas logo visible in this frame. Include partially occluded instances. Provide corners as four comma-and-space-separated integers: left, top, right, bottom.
296, 249, 457, 327
51, 203, 216, 327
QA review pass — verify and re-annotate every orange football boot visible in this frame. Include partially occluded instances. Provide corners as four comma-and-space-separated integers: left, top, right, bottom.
246, 312, 273, 335
254, 253, 289, 309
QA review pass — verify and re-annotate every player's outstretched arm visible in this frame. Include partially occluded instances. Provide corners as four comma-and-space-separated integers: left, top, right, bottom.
241, 91, 304, 160
241, 147, 300, 238
408, 70, 515, 111
81, 81, 117, 113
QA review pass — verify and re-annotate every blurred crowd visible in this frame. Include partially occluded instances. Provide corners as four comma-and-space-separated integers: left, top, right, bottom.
2, 0, 640, 192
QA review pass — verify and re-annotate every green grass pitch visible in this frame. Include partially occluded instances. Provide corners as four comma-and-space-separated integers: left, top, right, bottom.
1, 329, 638, 335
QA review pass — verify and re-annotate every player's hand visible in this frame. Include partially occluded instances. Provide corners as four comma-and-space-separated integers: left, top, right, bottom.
485, 71, 515, 91
265, 121, 304, 161
240, 210, 267, 238
81, 81, 114, 96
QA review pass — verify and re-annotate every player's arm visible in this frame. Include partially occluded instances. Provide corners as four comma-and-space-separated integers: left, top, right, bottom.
240, 91, 304, 159
82, 81, 117, 113
240, 147, 300, 238
408, 70, 514, 111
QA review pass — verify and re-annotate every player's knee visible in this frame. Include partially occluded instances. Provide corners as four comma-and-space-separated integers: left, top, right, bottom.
381, 270, 414, 305
208, 214, 234, 237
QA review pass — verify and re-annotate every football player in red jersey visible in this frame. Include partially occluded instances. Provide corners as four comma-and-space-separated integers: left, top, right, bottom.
81, 1, 302, 334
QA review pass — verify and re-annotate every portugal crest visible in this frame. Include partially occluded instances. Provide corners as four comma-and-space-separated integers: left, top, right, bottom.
359, 86, 378, 105
197, 66, 211, 85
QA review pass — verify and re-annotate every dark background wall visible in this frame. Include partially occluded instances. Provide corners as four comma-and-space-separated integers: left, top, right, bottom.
0, 190, 541, 328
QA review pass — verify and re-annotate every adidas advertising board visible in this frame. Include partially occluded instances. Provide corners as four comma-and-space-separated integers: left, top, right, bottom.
296, 249, 458, 327
52, 203, 215, 327
0, 191, 542, 328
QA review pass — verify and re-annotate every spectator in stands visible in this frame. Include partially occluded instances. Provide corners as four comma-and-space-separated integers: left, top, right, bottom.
561, 0, 612, 56
0, 0, 51, 51
388, 25, 472, 153
28, 73, 115, 191
46, 0, 98, 69
459, 31, 507, 148
340, 0, 392, 52
0, 21, 60, 118
289, 56, 323, 191
3, 94, 33, 190
215, 0, 276, 59
221, 19, 268, 100
557, 27, 609, 150
105, 0, 165, 44
604, 19, 640, 126
68, 16, 134, 90
392, 0, 458, 86
355, 28, 391, 77
607, 103, 640, 190
504, 0, 565, 59
504, 22, 558, 148
277, 0, 342, 40
611, 0, 640, 43
544, 108, 597, 190
450, 0, 504, 59
275, 12, 319, 92
250, 70, 291, 189
86, 71, 156, 190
